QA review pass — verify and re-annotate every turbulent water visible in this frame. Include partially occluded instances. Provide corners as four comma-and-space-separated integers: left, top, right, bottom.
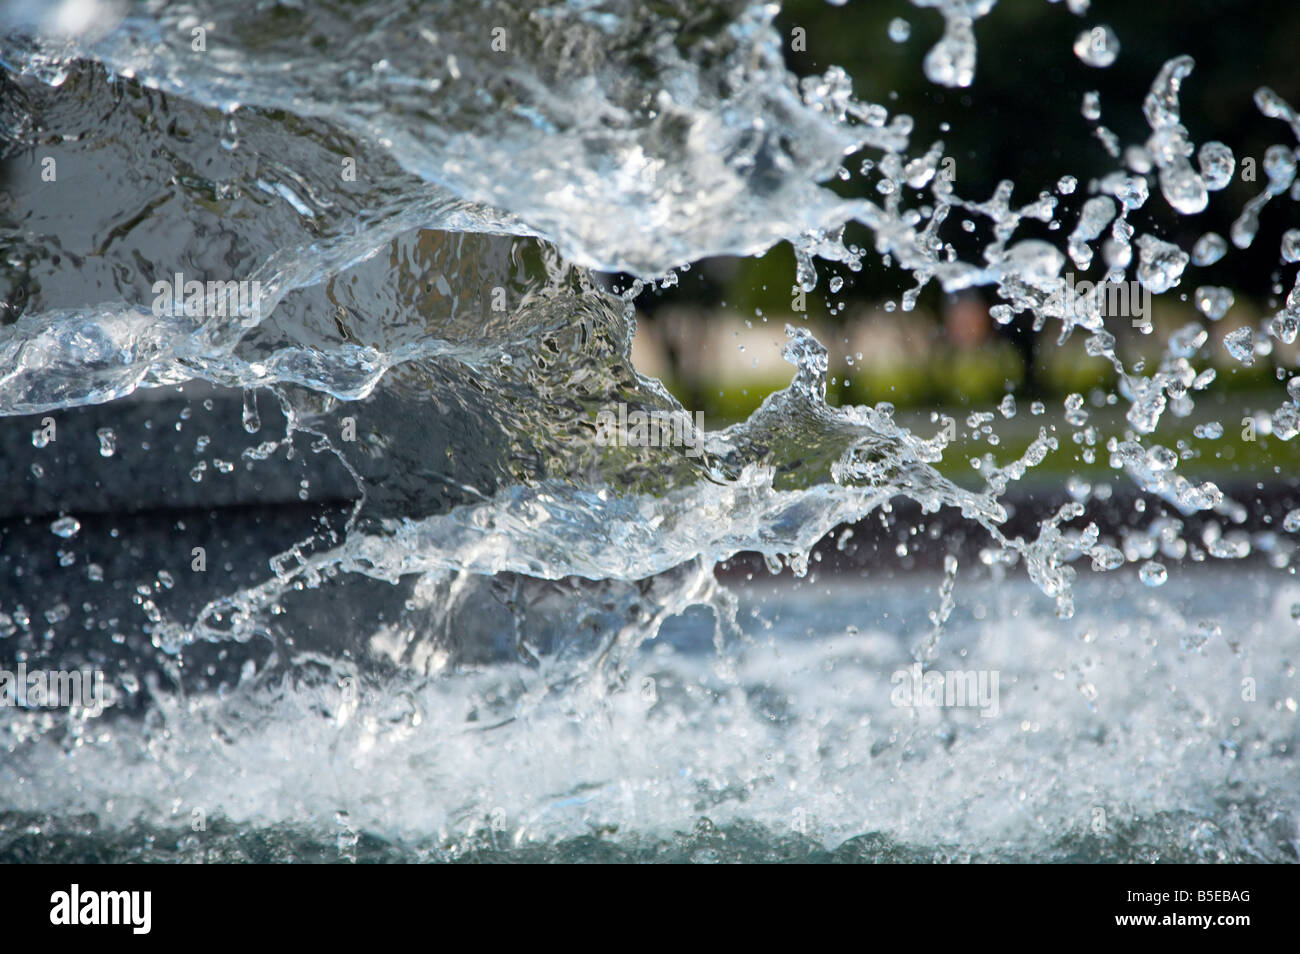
1, 0, 1298, 862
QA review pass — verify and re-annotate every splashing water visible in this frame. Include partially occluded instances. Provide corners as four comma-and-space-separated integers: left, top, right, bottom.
1, 0, 1298, 862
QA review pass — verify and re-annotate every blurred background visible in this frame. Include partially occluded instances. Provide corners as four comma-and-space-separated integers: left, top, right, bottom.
619, 0, 1300, 483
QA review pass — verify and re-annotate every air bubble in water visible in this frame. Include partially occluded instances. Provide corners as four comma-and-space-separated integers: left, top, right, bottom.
1074, 26, 1119, 68
1081, 91, 1101, 121
888, 18, 911, 43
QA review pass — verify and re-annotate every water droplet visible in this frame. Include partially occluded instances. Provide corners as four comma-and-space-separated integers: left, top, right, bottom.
1194, 286, 1234, 321
1223, 327, 1255, 365
96, 427, 116, 457
50, 516, 81, 539
1263, 314, 1294, 343
1197, 142, 1235, 190
220, 115, 239, 151
1281, 229, 1300, 264
923, 15, 977, 88
242, 391, 261, 433
1064, 393, 1088, 427
1135, 234, 1189, 293
1159, 161, 1208, 216
1074, 25, 1119, 68
1168, 324, 1208, 358
1264, 144, 1297, 195
888, 18, 911, 43
1192, 232, 1228, 266
1104, 173, 1149, 210
1091, 546, 1124, 571
1274, 404, 1300, 441
1139, 561, 1167, 587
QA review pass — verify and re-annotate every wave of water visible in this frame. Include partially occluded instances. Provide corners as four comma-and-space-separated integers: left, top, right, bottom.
1, 0, 1298, 861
